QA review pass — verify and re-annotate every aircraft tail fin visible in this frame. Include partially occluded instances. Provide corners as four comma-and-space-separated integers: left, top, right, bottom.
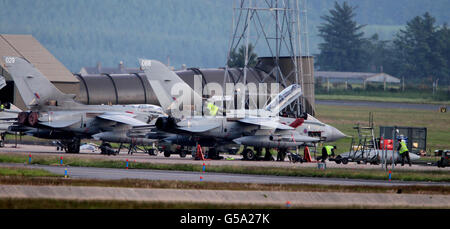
264, 84, 303, 116
3, 56, 75, 108
139, 59, 203, 117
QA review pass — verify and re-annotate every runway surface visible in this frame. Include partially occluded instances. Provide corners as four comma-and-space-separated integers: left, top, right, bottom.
1, 144, 446, 172
2, 145, 449, 208
1, 184, 449, 208
2, 162, 449, 187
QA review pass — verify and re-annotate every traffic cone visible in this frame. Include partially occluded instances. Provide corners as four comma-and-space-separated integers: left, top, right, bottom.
195, 144, 205, 160
304, 146, 313, 162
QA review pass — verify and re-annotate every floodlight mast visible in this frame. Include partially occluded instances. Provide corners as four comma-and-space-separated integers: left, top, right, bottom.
224, 0, 312, 117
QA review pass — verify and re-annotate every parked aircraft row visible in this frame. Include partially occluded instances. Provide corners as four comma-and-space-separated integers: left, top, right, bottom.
1, 56, 346, 160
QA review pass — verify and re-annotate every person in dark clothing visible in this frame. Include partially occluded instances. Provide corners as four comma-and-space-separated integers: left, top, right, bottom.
397, 139, 411, 166
321, 145, 336, 163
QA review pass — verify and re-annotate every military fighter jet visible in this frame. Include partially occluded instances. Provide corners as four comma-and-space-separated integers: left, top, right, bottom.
0, 75, 21, 146
0, 103, 22, 147
139, 59, 326, 159
3, 56, 163, 153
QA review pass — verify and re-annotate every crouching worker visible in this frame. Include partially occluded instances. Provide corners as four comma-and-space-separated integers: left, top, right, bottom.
321, 145, 336, 163
398, 139, 411, 166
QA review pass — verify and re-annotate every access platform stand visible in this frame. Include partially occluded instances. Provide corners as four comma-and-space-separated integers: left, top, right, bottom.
348, 113, 379, 164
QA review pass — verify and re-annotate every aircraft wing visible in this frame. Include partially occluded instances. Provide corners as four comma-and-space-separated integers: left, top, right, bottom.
0, 105, 21, 120
177, 123, 221, 133
0, 112, 17, 121
39, 120, 80, 128
238, 117, 294, 130
97, 114, 148, 127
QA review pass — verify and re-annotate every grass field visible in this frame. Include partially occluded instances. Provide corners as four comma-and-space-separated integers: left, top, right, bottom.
315, 86, 450, 104
0, 167, 61, 177
316, 94, 450, 105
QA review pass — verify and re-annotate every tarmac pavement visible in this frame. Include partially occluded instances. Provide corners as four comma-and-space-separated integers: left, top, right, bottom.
1, 144, 447, 172
0, 184, 449, 208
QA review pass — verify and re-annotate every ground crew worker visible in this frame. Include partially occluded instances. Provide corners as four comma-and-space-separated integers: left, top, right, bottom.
321, 145, 336, 163
0, 104, 4, 111
207, 102, 219, 116
398, 139, 411, 166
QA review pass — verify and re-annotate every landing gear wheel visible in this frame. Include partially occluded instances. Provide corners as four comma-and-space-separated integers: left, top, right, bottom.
65, 138, 80, 154
207, 148, 220, 160
243, 148, 256, 161
147, 148, 157, 156
341, 158, 349, 165
277, 148, 287, 161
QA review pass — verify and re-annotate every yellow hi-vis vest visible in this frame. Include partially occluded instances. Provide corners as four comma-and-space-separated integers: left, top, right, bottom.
207, 103, 218, 116
399, 141, 408, 154
325, 146, 334, 156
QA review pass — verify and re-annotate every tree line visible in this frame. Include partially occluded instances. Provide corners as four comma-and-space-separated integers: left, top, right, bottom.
316, 1, 450, 87
1, 0, 449, 78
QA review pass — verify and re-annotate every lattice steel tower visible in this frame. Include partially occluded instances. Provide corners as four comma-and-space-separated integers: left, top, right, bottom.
224, 0, 314, 116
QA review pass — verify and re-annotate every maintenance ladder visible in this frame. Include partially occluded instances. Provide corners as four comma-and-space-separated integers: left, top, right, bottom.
349, 113, 379, 164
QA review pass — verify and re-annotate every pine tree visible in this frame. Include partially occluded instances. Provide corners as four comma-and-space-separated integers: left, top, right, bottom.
361, 34, 397, 74
316, 1, 367, 72
227, 43, 258, 68
394, 12, 448, 83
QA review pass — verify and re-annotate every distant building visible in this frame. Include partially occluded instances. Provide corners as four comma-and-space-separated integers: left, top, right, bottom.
315, 71, 401, 91
79, 61, 185, 76
79, 61, 143, 76
0, 34, 80, 109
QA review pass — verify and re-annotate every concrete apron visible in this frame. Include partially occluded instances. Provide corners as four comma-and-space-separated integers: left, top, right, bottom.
0, 185, 448, 208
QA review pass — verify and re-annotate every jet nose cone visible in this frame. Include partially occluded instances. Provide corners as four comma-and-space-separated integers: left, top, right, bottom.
334, 127, 347, 139
326, 126, 347, 142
